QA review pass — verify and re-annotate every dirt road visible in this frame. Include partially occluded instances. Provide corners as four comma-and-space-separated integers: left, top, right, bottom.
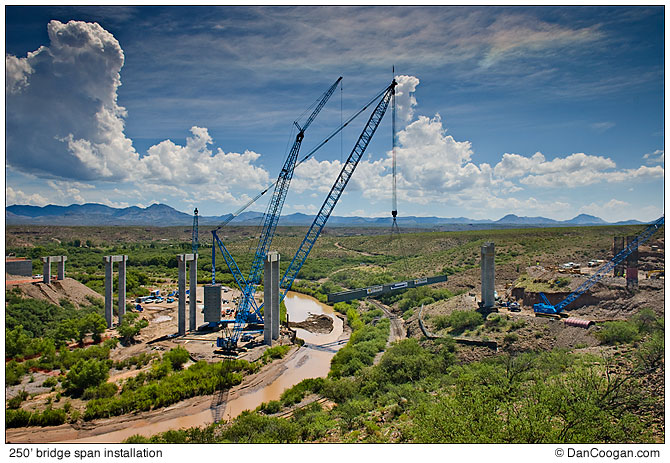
369, 299, 406, 343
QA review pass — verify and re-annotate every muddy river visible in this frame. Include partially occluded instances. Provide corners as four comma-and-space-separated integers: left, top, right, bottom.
65, 291, 345, 443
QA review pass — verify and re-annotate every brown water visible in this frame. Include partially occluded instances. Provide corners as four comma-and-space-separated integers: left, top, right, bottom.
220, 291, 345, 419
66, 291, 345, 442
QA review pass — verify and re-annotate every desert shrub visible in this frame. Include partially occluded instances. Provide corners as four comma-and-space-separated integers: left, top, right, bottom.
485, 313, 508, 330
42, 377, 58, 388
260, 400, 282, 414
280, 378, 325, 406
329, 318, 389, 379
292, 402, 337, 441
448, 310, 484, 333
633, 308, 661, 334
432, 315, 450, 330
5, 408, 32, 428
635, 331, 664, 372
116, 313, 149, 345
262, 345, 291, 364
83, 381, 118, 400
360, 308, 383, 324
6, 406, 67, 428
503, 333, 519, 345
5, 360, 28, 386
220, 411, 300, 443
509, 320, 526, 331
64, 358, 110, 396
84, 360, 250, 420
596, 321, 640, 345
377, 339, 439, 385
7, 390, 28, 409
163, 347, 190, 370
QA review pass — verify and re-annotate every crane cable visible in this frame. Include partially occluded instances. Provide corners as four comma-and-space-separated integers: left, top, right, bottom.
213, 83, 390, 231
389, 68, 410, 276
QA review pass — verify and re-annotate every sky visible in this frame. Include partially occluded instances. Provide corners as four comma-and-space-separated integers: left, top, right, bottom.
4, 5, 665, 222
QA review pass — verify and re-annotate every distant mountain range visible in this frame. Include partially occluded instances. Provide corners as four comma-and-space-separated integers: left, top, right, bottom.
5, 203, 645, 229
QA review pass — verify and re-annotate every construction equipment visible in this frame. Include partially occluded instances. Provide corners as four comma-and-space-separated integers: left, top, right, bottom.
233, 77, 344, 324
534, 216, 664, 316
215, 79, 397, 349
211, 78, 343, 347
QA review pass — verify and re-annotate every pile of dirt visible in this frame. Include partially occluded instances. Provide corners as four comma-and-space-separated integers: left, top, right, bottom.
289, 314, 333, 334
16, 278, 103, 308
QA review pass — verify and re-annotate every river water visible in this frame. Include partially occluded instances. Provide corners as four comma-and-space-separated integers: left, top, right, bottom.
66, 291, 345, 443
220, 291, 345, 420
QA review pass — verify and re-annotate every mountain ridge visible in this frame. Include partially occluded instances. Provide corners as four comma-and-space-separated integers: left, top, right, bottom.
5, 203, 646, 228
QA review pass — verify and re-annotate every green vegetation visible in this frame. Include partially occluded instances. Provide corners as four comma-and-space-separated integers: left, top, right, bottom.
64, 358, 111, 396
116, 313, 149, 345
433, 310, 484, 334
329, 306, 389, 379
6, 406, 68, 428
261, 345, 291, 365
163, 346, 191, 370
596, 321, 641, 345
84, 360, 253, 420
6, 294, 106, 349
5, 338, 117, 386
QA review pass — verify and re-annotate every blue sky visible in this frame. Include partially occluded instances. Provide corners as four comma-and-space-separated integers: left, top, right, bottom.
4, 5, 665, 222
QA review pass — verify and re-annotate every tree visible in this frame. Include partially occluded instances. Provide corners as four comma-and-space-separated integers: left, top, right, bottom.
163, 347, 190, 370
117, 313, 149, 345
64, 358, 110, 396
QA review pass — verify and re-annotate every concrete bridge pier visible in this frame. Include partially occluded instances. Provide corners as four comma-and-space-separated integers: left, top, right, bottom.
264, 251, 280, 346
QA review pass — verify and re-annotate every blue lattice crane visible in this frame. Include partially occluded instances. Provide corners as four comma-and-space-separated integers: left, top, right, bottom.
534, 216, 664, 315
278, 80, 396, 298
216, 79, 397, 349
211, 77, 341, 343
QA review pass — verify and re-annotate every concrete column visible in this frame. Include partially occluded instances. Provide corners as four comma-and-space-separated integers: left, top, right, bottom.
104, 256, 114, 328
118, 255, 127, 326
57, 256, 66, 280
613, 237, 625, 277
626, 236, 639, 290
42, 256, 51, 284
264, 251, 281, 344
178, 255, 187, 336
270, 252, 280, 340
264, 254, 274, 346
481, 242, 495, 308
189, 254, 198, 331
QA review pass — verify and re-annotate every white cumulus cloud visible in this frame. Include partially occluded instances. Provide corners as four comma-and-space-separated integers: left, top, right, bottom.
5, 187, 49, 206
6, 20, 138, 181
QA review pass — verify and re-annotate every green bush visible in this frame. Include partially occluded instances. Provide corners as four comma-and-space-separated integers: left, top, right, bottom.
448, 310, 484, 333
262, 345, 291, 364
6, 360, 28, 386
633, 308, 661, 334
260, 400, 282, 414
163, 347, 190, 370
116, 313, 149, 345
84, 360, 251, 420
42, 377, 58, 388
64, 358, 110, 396
596, 321, 640, 345
7, 390, 28, 409
377, 339, 441, 384
220, 411, 299, 443
635, 331, 664, 372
